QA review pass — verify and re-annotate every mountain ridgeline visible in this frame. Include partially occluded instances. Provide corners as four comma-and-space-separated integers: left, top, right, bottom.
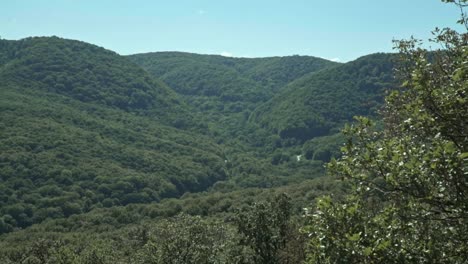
127, 52, 338, 99
0, 36, 398, 255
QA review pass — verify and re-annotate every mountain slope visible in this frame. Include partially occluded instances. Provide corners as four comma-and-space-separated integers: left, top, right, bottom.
0, 38, 397, 236
0, 37, 227, 233
0, 37, 194, 128
127, 52, 339, 147
128, 52, 265, 109
127, 52, 338, 111
242, 55, 341, 92
251, 53, 398, 142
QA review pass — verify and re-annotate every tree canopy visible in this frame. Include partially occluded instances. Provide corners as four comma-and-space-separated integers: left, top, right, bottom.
305, 2, 468, 262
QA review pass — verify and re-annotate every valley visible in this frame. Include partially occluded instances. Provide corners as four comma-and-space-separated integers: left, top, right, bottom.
0, 28, 465, 262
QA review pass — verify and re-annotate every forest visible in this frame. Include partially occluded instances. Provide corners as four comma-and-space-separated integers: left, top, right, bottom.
0, 0, 466, 263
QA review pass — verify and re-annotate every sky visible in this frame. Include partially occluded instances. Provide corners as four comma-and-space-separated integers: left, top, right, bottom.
1, 0, 463, 62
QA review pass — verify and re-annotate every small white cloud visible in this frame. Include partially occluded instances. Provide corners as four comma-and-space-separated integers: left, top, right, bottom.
220, 51, 233, 57
330, 58, 341, 62
197, 9, 206, 15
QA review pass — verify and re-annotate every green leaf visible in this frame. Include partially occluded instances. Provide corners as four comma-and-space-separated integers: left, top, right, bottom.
347, 232, 360, 241
363, 247, 373, 256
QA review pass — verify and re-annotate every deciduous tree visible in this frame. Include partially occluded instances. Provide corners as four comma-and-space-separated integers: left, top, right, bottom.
305, 1, 467, 263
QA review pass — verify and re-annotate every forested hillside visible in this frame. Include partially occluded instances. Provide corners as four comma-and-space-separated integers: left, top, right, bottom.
0, 36, 397, 235
0, 37, 229, 233
252, 53, 396, 142
127, 53, 339, 143
0, 37, 193, 127
128, 52, 396, 160
0, 37, 345, 236
1, 0, 465, 259
127, 52, 338, 101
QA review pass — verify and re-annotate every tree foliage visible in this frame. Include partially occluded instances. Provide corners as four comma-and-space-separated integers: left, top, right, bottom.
305, 2, 468, 263
234, 193, 306, 264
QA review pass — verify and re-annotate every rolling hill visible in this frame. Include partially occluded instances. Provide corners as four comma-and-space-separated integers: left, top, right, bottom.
251, 53, 397, 142
127, 52, 338, 114
128, 52, 341, 147
0, 37, 228, 232
0, 37, 399, 262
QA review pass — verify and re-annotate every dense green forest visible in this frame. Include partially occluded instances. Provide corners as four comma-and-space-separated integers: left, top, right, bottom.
0, 36, 389, 262
0, 0, 466, 262
252, 53, 396, 141
127, 52, 341, 150
1, 36, 350, 234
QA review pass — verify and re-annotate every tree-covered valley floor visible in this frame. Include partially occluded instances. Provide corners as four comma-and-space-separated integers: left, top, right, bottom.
0, 9, 466, 262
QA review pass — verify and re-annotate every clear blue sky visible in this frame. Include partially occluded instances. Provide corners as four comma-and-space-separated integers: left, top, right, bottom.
1, 0, 462, 62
